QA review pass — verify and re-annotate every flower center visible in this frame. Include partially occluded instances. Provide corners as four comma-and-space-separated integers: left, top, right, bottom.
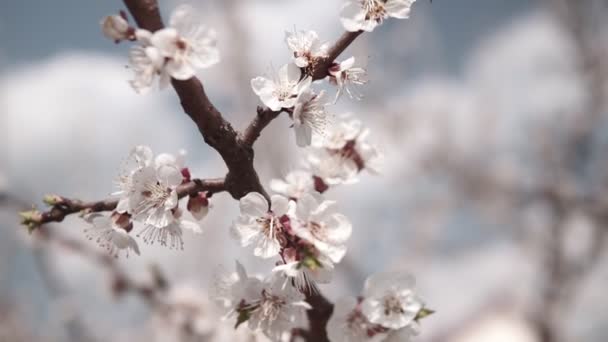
260, 290, 286, 321
363, 0, 388, 21
382, 295, 404, 316
308, 221, 327, 241
141, 182, 172, 208
256, 215, 279, 239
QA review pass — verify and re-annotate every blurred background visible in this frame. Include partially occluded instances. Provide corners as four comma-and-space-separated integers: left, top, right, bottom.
1, 0, 608, 341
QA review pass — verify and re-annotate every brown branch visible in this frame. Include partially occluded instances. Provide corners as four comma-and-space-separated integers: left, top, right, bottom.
123, 0, 266, 200
23, 178, 225, 227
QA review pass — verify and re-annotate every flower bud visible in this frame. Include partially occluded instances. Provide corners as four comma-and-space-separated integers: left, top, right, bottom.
187, 192, 210, 221
111, 211, 133, 232
100, 15, 132, 42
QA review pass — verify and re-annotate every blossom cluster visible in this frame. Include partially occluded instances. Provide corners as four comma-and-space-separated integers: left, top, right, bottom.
94, 1, 427, 341
84, 145, 209, 257
101, 5, 219, 93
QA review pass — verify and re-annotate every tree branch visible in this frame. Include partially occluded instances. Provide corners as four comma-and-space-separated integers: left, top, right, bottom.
22, 178, 225, 227
123, 0, 267, 200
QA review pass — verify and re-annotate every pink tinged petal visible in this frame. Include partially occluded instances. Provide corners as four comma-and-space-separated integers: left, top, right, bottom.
296, 193, 319, 222
294, 57, 309, 68
157, 165, 183, 188
240, 192, 269, 217
270, 195, 289, 216
144, 46, 164, 68
295, 76, 313, 95
251, 77, 274, 96
340, 56, 356, 70
150, 28, 179, 57
165, 59, 196, 80
116, 198, 130, 214
180, 219, 203, 234
269, 179, 289, 194
386, 0, 415, 19
340, 2, 367, 32
135, 29, 153, 45
190, 46, 220, 69
253, 236, 281, 258
155, 153, 178, 168
319, 242, 347, 263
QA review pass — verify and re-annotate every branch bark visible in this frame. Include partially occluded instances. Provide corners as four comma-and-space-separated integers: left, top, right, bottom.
29, 178, 225, 226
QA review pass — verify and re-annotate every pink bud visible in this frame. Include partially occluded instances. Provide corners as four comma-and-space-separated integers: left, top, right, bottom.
187, 192, 209, 220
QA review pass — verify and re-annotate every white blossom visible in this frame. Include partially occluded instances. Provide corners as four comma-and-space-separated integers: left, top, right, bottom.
292, 194, 352, 263
251, 64, 312, 111
317, 119, 384, 174
128, 44, 170, 93
130, 164, 183, 228
307, 149, 360, 186
231, 193, 290, 258
100, 14, 133, 42
327, 297, 387, 342
137, 207, 202, 250
329, 57, 368, 101
84, 212, 140, 258
361, 272, 423, 330
269, 170, 315, 200
150, 5, 220, 80
340, 0, 416, 32
211, 261, 262, 317
114, 145, 154, 214
246, 275, 311, 340
292, 86, 329, 147
272, 250, 334, 293
285, 29, 329, 68
211, 264, 310, 340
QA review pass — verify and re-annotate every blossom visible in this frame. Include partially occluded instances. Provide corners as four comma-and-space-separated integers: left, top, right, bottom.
361, 272, 423, 330
317, 119, 383, 174
114, 145, 154, 214
231, 192, 290, 258
251, 64, 312, 111
211, 263, 310, 340
100, 13, 134, 42
285, 29, 329, 68
292, 86, 329, 147
246, 275, 311, 340
150, 5, 220, 80
272, 250, 334, 293
128, 44, 170, 93
329, 57, 368, 101
84, 212, 140, 258
306, 149, 360, 186
340, 0, 416, 32
137, 207, 202, 249
292, 194, 352, 263
130, 164, 183, 228
210, 260, 263, 317
327, 297, 387, 342
269, 170, 315, 200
